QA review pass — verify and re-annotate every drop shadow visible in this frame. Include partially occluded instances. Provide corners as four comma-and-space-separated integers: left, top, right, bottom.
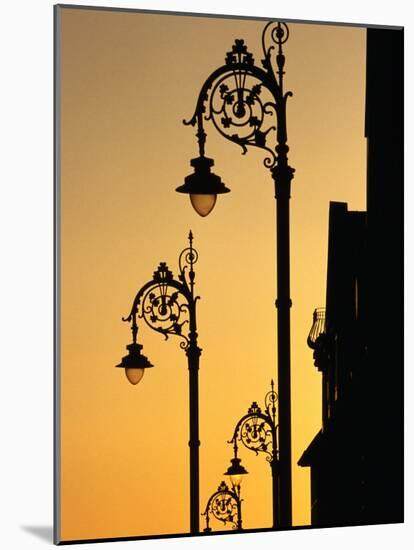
21, 525, 54, 543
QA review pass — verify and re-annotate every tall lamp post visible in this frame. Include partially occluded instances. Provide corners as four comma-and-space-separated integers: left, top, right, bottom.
115, 232, 202, 534
229, 381, 279, 528
177, 21, 294, 526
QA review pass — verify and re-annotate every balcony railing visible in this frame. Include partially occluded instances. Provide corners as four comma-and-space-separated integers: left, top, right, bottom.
307, 308, 326, 349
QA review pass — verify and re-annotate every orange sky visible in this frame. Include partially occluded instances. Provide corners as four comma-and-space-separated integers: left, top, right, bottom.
57, 6, 366, 541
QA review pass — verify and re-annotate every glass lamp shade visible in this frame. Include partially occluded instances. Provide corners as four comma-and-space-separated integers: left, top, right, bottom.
125, 367, 145, 385
224, 457, 248, 488
115, 342, 153, 386
229, 473, 243, 489
190, 193, 217, 217
176, 156, 230, 217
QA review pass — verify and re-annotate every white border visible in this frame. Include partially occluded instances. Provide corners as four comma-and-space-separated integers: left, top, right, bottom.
0, 1, 411, 549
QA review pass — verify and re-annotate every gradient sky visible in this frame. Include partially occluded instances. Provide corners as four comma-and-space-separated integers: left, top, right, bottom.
58, 6, 366, 541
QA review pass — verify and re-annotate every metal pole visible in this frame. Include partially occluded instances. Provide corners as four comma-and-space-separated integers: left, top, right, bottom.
187, 304, 201, 533
271, 461, 279, 528
271, 29, 295, 523
236, 488, 243, 531
271, 424, 279, 528
272, 152, 294, 528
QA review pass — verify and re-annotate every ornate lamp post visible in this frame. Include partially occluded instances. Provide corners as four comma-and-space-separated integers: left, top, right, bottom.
177, 21, 294, 526
202, 457, 248, 533
115, 232, 202, 534
229, 381, 279, 528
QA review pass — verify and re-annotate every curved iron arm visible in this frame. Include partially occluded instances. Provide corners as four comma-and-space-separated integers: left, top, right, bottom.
184, 21, 292, 169
229, 382, 278, 464
230, 409, 277, 463
184, 63, 277, 126
202, 481, 242, 531
122, 232, 200, 350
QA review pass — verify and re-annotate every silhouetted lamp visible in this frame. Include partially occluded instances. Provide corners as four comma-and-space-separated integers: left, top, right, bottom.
176, 156, 230, 217
224, 457, 248, 489
115, 342, 153, 385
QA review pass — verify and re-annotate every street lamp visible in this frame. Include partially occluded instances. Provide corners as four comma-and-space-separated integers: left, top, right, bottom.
224, 456, 249, 491
202, 455, 248, 533
115, 335, 154, 385
229, 381, 279, 528
115, 231, 202, 534
177, 21, 294, 526
176, 156, 230, 217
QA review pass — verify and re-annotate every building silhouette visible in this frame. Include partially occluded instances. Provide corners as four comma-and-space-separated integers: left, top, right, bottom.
298, 26, 403, 527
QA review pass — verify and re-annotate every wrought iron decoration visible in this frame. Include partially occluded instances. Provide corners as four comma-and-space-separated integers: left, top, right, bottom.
122, 232, 199, 352
202, 481, 242, 532
230, 381, 278, 462
184, 21, 293, 171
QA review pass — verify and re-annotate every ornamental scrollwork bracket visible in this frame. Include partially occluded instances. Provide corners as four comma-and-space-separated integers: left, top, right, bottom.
229, 381, 279, 465
184, 21, 292, 170
122, 232, 199, 351
202, 481, 241, 531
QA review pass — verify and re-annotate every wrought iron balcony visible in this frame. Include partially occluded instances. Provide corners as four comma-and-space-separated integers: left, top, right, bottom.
307, 308, 326, 349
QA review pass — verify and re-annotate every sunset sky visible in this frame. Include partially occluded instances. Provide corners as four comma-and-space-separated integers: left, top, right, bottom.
57, 6, 366, 541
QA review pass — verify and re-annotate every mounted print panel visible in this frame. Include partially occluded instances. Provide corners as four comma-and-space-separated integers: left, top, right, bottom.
54, 4, 403, 544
